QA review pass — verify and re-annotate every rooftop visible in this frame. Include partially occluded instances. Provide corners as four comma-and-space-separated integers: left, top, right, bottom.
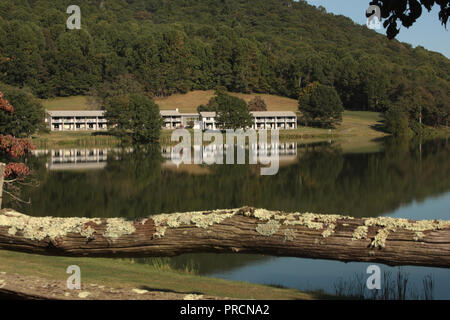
251, 111, 297, 117
46, 110, 105, 117
200, 111, 297, 117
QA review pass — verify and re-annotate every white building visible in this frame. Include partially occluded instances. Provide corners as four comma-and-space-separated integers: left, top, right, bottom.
199, 111, 297, 130
46, 109, 297, 131
200, 112, 218, 130
160, 109, 199, 129
252, 111, 297, 130
46, 110, 107, 131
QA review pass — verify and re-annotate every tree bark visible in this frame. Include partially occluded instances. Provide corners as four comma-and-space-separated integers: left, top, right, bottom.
0, 163, 5, 209
1, 207, 450, 268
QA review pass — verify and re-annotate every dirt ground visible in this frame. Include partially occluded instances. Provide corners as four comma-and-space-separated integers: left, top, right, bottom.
0, 271, 224, 300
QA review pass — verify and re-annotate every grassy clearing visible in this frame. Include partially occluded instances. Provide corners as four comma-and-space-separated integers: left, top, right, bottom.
32, 110, 387, 148
155, 90, 298, 112
40, 91, 298, 112
37, 92, 389, 148
31, 131, 120, 149
0, 250, 330, 300
40, 96, 94, 110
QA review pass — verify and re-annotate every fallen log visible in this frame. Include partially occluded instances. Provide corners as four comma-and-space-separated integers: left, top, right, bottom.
1, 207, 450, 268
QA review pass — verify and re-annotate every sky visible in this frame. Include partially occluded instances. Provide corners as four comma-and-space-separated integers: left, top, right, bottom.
305, 0, 450, 58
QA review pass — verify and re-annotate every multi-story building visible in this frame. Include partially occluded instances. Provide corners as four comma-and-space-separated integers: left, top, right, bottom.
252, 111, 297, 130
199, 111, 297, 130
160, 109, 199, 129
46, 110, 108, 131
199, 112, 218, 130
45, 109, 297, 131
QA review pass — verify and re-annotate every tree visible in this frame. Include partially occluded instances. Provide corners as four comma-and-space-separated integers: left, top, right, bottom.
298, 83, 344, 128
88, 74, 146, 109
214, 93, 254, 130
248, 96, 267, 111
0, 87, 45, 137
383, 105, 411, 136
369, 0, 450, 39
105, 94, 163, 144
197, 104, 215, 113
0, 92, 35, 208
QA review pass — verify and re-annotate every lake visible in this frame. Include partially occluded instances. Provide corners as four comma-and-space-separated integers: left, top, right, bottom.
4, 137, 450, 299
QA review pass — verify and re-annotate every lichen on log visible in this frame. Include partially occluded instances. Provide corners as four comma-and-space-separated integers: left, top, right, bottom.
1, 207, 450, 268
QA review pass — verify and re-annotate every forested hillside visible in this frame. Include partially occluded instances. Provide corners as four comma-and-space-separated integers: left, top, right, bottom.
0, 0, 449, 126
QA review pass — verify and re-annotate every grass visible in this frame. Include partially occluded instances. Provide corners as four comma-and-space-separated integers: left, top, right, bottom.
31, 131, 120, 149
40, 96, 93, 111
0, 249, 330, 300
37, 92, 391, 148
333, 269, 435, 300
40, 91, 298, 112
155, 90, 299, 112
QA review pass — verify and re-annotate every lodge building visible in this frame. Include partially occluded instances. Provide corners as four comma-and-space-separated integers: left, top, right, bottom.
200, 111, 297, 130
46, 110, 108, 131
45, 109, 297, 131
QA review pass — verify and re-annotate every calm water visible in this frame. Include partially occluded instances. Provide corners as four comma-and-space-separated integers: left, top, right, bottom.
4, 137, 450, 299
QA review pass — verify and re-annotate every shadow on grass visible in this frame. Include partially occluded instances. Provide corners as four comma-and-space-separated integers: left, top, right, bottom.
370, 120, 389, 134
91, 131, 116, 137
139, 285, 203, 296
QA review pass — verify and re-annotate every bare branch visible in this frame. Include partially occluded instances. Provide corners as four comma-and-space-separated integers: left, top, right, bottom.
1, 190, 31, 204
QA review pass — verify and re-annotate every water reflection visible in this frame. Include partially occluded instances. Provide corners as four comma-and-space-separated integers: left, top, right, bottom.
15, 138, 450, 220
6, 137, 450, 299
32, 149, 109, 171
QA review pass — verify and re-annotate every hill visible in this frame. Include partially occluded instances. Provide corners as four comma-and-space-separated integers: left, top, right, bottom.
155, 90, 299, 113
0, 0, 449, 127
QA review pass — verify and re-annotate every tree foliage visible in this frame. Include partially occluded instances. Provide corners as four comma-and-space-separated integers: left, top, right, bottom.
383, 105, 411, 136
0, 92, 35, 207
369, 0, 450, 39
0, 86, 45, 137
214, 93, 254, 130
0, 0, 448, 127
298, 83, 344, 128
105, 94, 163, 144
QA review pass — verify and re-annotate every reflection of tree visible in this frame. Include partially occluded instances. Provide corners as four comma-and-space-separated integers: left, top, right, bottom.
23, 145, 163, 218
296, 147, 344, 189
1, 154, 48, 211
20, 138, 450, 220
138, 253, 273, 275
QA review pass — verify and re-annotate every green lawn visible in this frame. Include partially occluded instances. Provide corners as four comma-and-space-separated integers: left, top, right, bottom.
40, 96, 93, 110
0, 249, 331, 300
32, 131, 119, 148
37, 94, 388, 148
343, 110, 383, 122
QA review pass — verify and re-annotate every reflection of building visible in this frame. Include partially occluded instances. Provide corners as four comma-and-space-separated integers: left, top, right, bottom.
33, 149, 109, 170
161, 142, 298, 166
34, 143, 298, 172
46, 110, 108, 131
200, 111, 297, 130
